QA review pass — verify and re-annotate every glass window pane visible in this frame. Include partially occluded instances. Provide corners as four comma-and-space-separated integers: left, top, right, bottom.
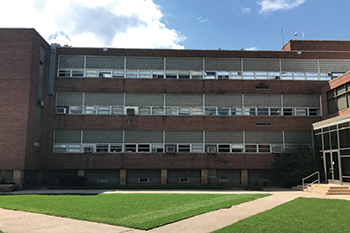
179, 107, 190, 115
192, 107, 203, 115
152, 107, 164, 115
257, 108, 269, 116
70, 106, 83, 114
205, 107, 216, 115
296, 108, 307, 116
112, 106, 123, 115
84, 106, 96, 114
245, 145, 257, 153
218, 108, 230, 116
178, 144, 190, 152
166, 107, 177, 115
139, 107, 151, 115
97, 106, 110, 115
218, 145, 230, 152
340, 129, 350, 148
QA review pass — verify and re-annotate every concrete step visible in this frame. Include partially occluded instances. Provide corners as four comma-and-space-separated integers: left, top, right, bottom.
306, 184, 350, 195
292, 185, 304, 190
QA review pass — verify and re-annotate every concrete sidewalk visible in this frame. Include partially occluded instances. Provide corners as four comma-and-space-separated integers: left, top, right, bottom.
1, 189, 350, 233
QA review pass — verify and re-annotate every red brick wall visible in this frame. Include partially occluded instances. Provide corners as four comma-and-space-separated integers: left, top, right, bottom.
55, 79, 325, 95
0, 29, 50, 170
58, 46, 350, 59
43, 152, 274, 170
282, 40, 350, 52
321, 72, 350, 119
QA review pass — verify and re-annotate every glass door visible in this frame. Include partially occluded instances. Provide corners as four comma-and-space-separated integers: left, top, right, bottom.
324, 151, 341, 184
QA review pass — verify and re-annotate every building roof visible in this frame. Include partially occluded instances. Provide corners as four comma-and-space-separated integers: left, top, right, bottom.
282, 40, 350, 52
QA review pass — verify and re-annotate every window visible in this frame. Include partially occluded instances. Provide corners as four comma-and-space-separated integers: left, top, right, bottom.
283, 108, 293, 116
125, 144, 136, 152
218, 145, 230, 153
296, 108, 307, 116
204, 72, 216, 79
59, 69, 70, 77
72, 70, 84, 77
139, 107, 151, 115
138, 144, 150, 152
218, 108, 230, 115
244, 108, 256, 116
84, 106, 96, 114
192, 144, 203, 153
257, 108, 269, 116
179, 72, 190, 79
70, 106, 83, 114
245, 145, 257, 153
112, 106, 123, 115
126, 70, 138, 78
192, 107, 203, 115
113, 70, 124, 78
258, 145, 270, 153
152, 107, 164, 115
110, 144, 122, 153
232, 145, 244, 153
309, 108, 319, 116
178, 144, 190, 153
96, 144, 109, 153
54, 144, 67, 153
97, 106, 110, 115
191, 71, 203, 79
270, 108, 280, 116
205, 107, 216, 115
151, 144, 164, 152
179, 107, 190, 115
166, 107, 177, 115
166, 71, 177, 79
232, 108, 243, 116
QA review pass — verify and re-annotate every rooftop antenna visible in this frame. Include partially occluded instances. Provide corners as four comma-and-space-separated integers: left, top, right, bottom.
281, 27, 285, 50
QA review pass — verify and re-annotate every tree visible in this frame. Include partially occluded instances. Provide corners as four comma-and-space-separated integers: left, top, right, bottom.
272, 144, 315, 187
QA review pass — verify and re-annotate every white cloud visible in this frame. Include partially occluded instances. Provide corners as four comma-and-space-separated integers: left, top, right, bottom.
0, 0, 185, 49
198, 17, 211, 23
257, 0, 305, 14
245, 47, 259, 51
241, 7, 251, 14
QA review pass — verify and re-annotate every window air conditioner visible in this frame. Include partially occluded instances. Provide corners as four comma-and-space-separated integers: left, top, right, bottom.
179, 177, 189, 183
125, 107, 139, 115
34, 142, 40, 147
56, 107, 67, 115
218, 75, 229, 79
152, 74, 163, 79
207, 147, 217, 153
272, 146, 283, 153
138, 178, 149, 183
219, 177, 229, 183
37, 100, 45, 107
83, 146, 93, 153
166, 146, 175, 153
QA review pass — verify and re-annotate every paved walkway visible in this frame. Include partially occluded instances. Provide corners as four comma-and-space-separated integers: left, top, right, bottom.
1, 189, 350, 233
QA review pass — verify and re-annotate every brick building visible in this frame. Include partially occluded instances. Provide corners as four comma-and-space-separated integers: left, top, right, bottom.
1, 28, 350, 187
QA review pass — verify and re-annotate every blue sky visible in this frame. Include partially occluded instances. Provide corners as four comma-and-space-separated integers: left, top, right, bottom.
0, 0, 349, 50
155, 0, 350, 50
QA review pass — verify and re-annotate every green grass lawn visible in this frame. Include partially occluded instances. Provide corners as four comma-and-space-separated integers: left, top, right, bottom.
214, 197, 350, 233
0, 193, 268, 230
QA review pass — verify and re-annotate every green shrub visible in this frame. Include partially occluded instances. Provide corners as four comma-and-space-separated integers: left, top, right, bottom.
271, 144, 315, 187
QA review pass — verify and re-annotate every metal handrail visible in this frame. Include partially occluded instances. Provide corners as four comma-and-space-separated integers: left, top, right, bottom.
302, 171, 320, 190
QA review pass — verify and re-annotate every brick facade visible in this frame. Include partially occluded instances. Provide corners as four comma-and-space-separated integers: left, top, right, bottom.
2, 28, 350, 186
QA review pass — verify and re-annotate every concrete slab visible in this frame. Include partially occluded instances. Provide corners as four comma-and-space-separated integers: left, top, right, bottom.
0, 208, 145, 233
1, 189, 350, 233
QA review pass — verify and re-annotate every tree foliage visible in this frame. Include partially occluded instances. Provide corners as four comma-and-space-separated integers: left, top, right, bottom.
272, 145, 315, 187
